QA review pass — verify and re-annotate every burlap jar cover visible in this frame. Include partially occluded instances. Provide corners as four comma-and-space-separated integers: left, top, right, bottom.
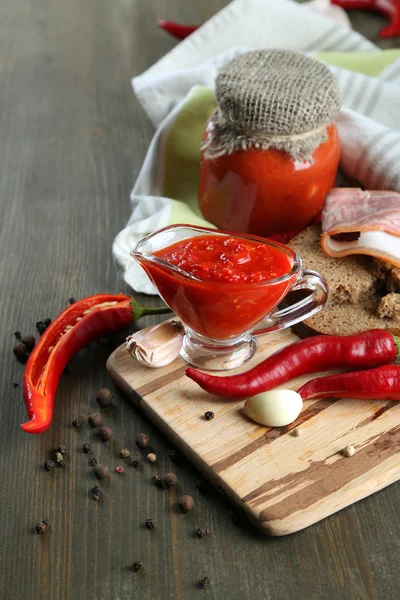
202, 49, 341, 162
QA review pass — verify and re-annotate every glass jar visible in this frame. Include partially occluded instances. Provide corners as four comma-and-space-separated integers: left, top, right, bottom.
198, 122, 340, 236
197, 49, 341, 237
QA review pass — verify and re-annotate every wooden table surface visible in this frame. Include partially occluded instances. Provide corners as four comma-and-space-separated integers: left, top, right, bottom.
0, 1, 399, 599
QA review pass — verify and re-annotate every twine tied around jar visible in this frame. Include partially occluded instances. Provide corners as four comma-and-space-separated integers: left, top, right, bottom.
201, 49, 341, 163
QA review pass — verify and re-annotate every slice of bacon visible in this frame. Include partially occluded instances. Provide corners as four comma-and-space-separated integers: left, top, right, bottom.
321, 188, 400, 268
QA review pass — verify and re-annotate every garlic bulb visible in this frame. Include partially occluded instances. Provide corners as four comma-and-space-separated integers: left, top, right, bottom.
126, 320, 184, 368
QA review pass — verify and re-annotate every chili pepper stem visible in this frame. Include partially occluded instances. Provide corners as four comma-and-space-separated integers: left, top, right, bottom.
131, 299, 172, 323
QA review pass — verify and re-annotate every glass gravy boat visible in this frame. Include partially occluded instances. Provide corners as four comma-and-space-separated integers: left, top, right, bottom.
131, 225, 328, 370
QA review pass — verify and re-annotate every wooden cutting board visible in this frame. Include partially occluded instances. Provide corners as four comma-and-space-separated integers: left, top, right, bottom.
106, 328, 400, 536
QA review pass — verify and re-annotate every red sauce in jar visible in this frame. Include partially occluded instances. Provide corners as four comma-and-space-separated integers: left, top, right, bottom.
198, 124, 340, 237
143, 234, 296, 340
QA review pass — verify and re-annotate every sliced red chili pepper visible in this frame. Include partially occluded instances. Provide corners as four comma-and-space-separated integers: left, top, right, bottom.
22, 294, 171, 434
331, 0, 400, 39
157, 20, 199, 40
298, 364, 400, 400
186, 330, 400, 399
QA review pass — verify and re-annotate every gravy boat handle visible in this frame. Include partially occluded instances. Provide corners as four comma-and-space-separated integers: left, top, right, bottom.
252, 270, 328, 336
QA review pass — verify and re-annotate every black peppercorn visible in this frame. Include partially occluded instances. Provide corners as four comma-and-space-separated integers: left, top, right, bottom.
91, 485, 102, 501
88, 412, 102, 428
69, 297, 76, 305
88, 456, 97, 467
133, 561, 143, 572
12, 382, 19, 389
230, 511, 241, 524
204, 411, 214, 421
163, 473, 178, 489
44, 460, 55, 471
196, 481, 212, 496
93, 464, 109, 479
132, 459, 140, 468
136, 433, 150, 449
152, 474, 163, 487
14, 331, 21, 340
57, 445, 67, 455
96, 388, 113, 407
43, 318, 52, 328
145, 519, 155, 530
72, 417, 82, 429
35, 520, 49, 535
196, 527, 211, 538
199, 577, 210, 589
36, 321, 46, 335
178, 495, 194, 513
82, 443, 91, 454
168, 449, 182, 464
20, 335, 36, 350
13, 343, 28, 360
99, 426, 113, 441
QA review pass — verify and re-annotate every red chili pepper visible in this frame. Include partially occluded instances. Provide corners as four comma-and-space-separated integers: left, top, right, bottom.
331, 0, 400, 39
22, 294, 171, 434
157, 20, 200, 40
298, 364, 400, 400
186, 330, 400, 399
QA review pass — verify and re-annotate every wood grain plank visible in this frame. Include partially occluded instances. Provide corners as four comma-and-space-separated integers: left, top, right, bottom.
1, 0, 400, 599
107, 331, 400, 536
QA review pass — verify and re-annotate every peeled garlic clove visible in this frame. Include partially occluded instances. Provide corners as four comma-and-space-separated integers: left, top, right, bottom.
243, 390, 303, 427
126, 320, 184, 368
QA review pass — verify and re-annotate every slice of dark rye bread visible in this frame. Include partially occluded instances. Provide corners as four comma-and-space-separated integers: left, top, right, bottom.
288, 225, 400, 336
